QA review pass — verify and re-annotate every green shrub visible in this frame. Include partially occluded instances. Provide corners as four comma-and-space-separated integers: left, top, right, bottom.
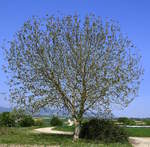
0, 109, 35, 127
79, 118, 128, 143
129, 120, 136, 125
34, 118, 44, 126
144, 119, 150, 125
19, 115, 34, 127
0, 112, 16, 127
11, 108, 35, 127
50, 116, 63, 126
118, 117, 136, 125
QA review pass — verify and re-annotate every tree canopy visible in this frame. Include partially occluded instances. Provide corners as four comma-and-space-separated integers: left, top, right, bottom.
4, 14, 143, 139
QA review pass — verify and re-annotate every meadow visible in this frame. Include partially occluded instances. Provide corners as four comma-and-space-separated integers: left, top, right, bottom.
0, 127, 132, 147
126, 127, 150, 137
0, 117, 133, 147
1, 116, 150, 146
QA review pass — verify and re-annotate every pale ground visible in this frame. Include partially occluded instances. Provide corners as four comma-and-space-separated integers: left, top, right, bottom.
130, 137, 150, 147
34, 119, 74, 135
34, 127, 73, 135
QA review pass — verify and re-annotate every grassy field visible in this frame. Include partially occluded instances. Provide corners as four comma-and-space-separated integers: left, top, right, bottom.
0, 127, 131, 147
2, 117, 150, 146
126, 127, 150, 137
52, 125, 74, 132
53, 125, 150, 137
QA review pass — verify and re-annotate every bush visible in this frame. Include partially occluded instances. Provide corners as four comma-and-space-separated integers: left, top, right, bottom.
118, 117, 136, 126
50, 116, 63, 126
0, 109, 35, 127
34, 118, 44, 126
144, 119, 150, 125
0, 112, 16, 127
19, 115, 34, 127
79, 118, 128, 143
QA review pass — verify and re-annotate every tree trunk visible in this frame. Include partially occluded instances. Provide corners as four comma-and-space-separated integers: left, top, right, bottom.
73, 119, 81, 141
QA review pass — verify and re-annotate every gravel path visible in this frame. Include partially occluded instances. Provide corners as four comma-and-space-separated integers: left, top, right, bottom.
130, 137, 150, 147
34, 127, 73, 135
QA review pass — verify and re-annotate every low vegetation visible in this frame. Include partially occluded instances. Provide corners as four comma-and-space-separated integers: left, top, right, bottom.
2, 112, 150, 146
34, 118, 44, 126
143, 119, 150, 125
0, 111, 34, 127
19, 115, 34, 127
126, 127, 150, 137
118, 117, 136, 126
79, 118, 128, 143
50, 116, 63, 126
0, 127, 131, 147
0, 112, 16, 127
53, 125, 74, 132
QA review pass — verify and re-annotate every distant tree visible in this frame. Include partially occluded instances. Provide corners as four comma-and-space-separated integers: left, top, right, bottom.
3, 14, 143, 140
118, 117, 136, 125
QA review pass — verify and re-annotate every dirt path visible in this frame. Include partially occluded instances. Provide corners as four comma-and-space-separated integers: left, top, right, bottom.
34, 127, 73, 135
130, 137, 150, 147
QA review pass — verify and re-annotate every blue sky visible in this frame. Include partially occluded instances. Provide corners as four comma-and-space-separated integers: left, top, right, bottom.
0, 0, 150, 117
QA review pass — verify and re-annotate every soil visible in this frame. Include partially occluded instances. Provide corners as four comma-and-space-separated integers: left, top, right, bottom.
130, 137, 150, 147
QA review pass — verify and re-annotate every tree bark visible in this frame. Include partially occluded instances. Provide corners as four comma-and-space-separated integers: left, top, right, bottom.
73, 119, 81, 141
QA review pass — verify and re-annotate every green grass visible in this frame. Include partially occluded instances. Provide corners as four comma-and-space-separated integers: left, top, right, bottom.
53, 125, 74, 132
0, 127, 131, 147
126, 127, 150, 137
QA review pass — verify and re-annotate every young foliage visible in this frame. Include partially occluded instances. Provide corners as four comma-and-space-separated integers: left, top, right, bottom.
4, 14, 143, 139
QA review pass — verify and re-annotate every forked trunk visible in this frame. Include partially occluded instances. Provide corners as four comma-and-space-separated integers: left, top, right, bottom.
73, 119, 81, 141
